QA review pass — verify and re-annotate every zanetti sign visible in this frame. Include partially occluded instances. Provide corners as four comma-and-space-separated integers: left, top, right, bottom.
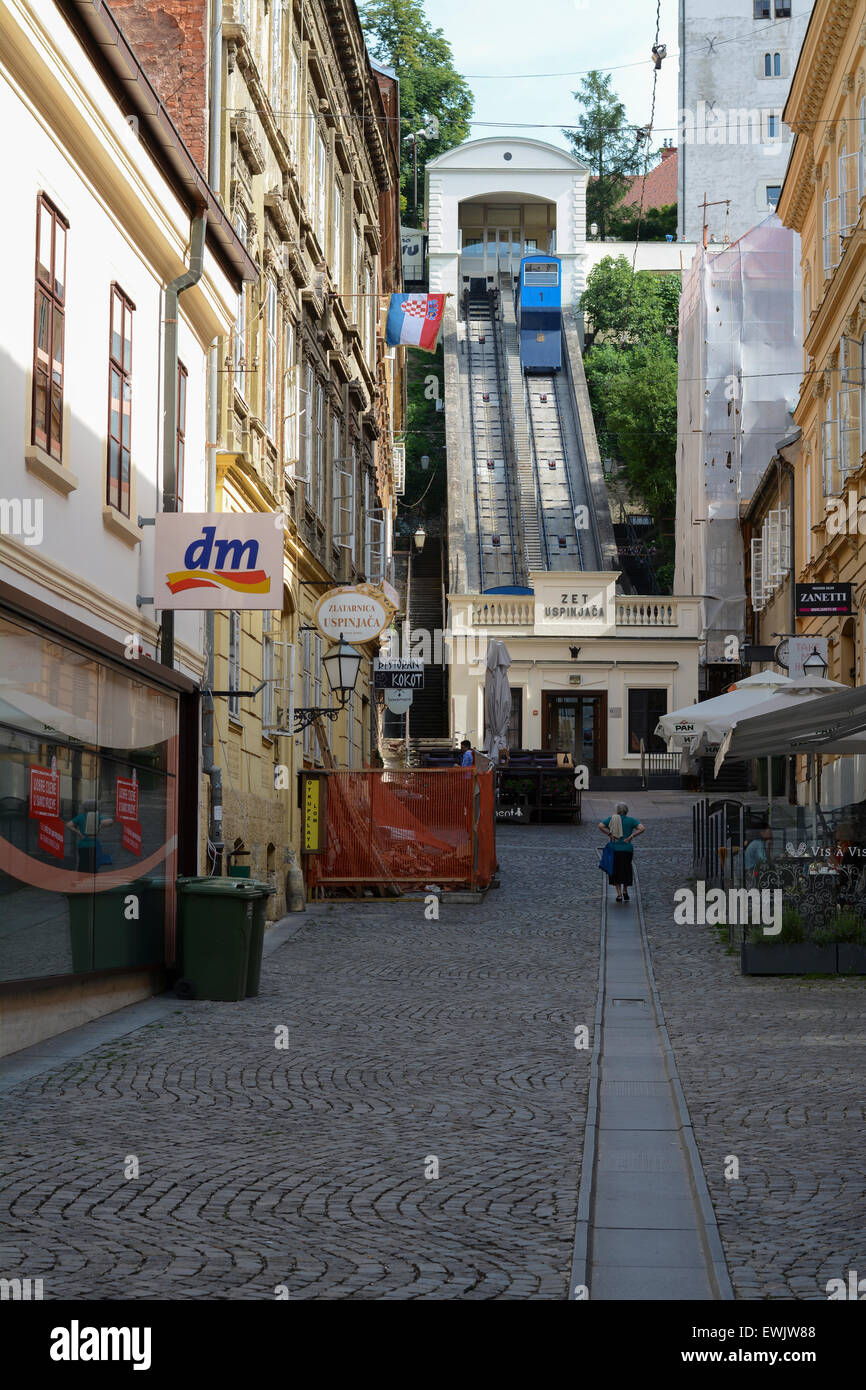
153, 513, 283, 610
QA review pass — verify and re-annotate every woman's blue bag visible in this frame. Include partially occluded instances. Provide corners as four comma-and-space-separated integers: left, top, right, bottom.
599, 841, 615, 876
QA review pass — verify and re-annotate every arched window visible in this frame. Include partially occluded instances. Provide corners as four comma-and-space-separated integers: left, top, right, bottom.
764, 53, 772, 77
773, 53, 781, 76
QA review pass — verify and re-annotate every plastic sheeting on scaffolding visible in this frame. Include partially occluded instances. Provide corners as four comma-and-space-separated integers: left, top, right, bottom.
675, 216, 802, 661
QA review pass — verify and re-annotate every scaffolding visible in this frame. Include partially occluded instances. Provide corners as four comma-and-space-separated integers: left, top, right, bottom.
676, 216, 802, 664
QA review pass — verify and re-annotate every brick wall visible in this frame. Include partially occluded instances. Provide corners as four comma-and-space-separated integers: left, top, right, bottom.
106, 0, 209, 170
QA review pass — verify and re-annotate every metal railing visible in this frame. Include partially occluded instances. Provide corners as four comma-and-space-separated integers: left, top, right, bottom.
693, 797, 746, 888
639, 739, 680, 788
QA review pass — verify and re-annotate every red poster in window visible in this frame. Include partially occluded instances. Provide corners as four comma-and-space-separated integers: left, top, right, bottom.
122, 820, 142, 857
29, 764, 60, 819
38, 816, 65, 860
116, 776, 139, 823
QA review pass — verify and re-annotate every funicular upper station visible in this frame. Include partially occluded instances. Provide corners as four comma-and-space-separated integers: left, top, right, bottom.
422, 138, 700, 783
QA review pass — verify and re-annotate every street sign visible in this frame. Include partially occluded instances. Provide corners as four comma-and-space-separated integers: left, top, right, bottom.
373, 658, 424, 690
795, 582, 852, 616
384, 688, 414, 714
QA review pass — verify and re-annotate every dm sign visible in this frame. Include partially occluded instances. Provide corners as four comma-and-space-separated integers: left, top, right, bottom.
315, 584, 395, 642
153, 513, 284, 610
795, 583, 852, 617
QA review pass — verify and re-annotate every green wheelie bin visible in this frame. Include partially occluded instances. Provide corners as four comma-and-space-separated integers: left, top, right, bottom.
243, 880, 275, 997
175, 877, 257, 1001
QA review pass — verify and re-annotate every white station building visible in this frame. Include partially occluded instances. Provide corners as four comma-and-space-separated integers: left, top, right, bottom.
423, 136, 701, 781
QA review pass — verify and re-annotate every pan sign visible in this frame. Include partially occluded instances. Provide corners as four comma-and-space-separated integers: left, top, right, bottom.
315, 584, 395, 642
153, 513, 284, 610
373, 659, 424, 690
795, 583, 852, 616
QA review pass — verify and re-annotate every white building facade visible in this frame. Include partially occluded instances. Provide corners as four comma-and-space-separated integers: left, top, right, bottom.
677, 0, 815, 245
426, 137, 695, 307
0, 0, 251, 1054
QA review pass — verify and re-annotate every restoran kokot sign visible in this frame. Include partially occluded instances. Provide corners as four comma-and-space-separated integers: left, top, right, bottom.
315, 585, 395, 643
153, 513, 284, 610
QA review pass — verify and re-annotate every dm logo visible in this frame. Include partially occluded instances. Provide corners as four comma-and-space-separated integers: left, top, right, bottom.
166, 525, 270, 596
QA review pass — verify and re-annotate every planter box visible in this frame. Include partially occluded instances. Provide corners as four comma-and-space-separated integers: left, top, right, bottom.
837, 944, 866, 975
741, 943, 837, 976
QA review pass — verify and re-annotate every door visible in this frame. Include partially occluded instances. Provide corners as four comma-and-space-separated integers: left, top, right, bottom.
542, 693, 607, 775
491, 227, 521, 278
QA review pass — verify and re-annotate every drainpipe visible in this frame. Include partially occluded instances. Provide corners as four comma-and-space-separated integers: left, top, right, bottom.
203, 0, 224, 871
160, 211, 207, 670
203, 341, 223, 873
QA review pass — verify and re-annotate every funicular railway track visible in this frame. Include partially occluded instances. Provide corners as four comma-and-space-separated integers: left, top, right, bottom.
463, 289, 520, 590
525, 371, 584, 569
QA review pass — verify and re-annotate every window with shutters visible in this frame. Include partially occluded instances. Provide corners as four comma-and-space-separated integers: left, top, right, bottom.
283, 319, 297, 467
270, 0, 281, 110
822, 396, 839, 496
317, 133, 327, 248
315, 382, 324, 515
333, 184, 343, 288
266, 279, 278, 440
306, 103, 317, 214
32, 195, 67, 461
107, 285, 134, 516
176, 362, 187, 510
290, 48, 300, 156
299, 360, 313, 487
233, 213, 248, 396
228, 611, 241, 719
392, 443, 406, 495
838, 145, 859, 236
262, 610, 274, 730
751, 537, 765, 612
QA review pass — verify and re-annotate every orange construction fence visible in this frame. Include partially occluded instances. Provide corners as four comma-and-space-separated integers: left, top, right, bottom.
303, 768, 497, 896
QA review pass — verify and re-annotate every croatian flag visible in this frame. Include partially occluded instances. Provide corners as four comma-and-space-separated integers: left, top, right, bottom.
385, 294, 445, 352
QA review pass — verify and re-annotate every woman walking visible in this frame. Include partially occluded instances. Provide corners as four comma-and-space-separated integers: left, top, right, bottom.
598, 803, 645, 902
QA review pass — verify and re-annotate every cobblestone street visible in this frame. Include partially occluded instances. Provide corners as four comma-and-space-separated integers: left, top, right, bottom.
1, 798, 864, 1300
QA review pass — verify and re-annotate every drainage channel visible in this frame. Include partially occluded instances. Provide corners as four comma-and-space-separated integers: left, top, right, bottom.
571, 867, 733, 1301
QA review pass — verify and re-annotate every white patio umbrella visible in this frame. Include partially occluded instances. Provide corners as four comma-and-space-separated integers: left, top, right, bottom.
655, 671, 794, 755
713, 678, 862, 837
483, 639, 512, 762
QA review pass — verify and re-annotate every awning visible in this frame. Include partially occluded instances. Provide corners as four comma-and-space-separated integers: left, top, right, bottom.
714, 682, 866, 773
656, 672, 793, 753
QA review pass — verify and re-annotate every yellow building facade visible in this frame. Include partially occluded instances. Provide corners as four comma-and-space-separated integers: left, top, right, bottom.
208, 1, 405, 904
778, 0, 866, 805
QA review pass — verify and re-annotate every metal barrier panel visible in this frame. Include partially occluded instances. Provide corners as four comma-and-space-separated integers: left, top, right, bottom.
304, 769, 497, 894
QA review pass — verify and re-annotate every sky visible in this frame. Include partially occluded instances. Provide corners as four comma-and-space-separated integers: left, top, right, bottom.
422, 0, 681, 155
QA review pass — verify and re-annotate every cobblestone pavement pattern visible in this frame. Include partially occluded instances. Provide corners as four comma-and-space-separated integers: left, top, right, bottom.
2, 808, 864, 1299
0, 827, 602, 1299
639, 820, 866, 1301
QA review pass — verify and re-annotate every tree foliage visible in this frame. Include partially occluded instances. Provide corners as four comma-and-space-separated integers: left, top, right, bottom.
359, 0, 474, 223
607, 201, 677, 243
398, 344, 446, 534
562, 72, 642, 240
580, 255, 680, 343
580, 257, 682, 591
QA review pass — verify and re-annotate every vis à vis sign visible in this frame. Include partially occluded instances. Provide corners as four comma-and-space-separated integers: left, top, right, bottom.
153, 513, 284, 611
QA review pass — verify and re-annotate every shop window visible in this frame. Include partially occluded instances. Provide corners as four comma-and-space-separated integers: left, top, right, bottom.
107, 285, 134, 516
176, 361, 187, 510
628, 688, 668, 754
0, 613, 178, 983
32, 195, 68, 461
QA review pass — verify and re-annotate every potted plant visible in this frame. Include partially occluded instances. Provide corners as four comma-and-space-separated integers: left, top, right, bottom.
835, 910, 866, 975
740, 907, 837, 976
